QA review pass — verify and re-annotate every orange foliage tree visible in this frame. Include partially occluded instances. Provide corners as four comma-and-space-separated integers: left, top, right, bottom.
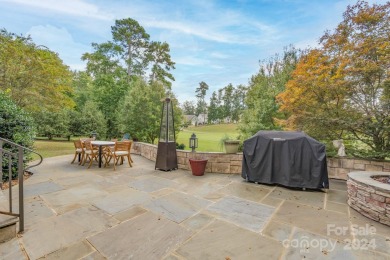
277, 1, 390, 159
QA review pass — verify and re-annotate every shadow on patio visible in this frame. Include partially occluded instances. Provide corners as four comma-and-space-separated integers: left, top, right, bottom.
1, 154, 390, 259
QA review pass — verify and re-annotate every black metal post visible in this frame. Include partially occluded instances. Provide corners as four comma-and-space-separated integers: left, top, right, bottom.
98, 145, 102, 168
18, 146, 24, 232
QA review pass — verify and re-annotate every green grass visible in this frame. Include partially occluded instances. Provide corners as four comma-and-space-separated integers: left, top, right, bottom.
31, 124, 240, 159
32, 140, 75, 160
176, 123, 239, 152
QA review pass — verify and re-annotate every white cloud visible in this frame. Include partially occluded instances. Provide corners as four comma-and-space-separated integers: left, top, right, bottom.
210, 52, 230, 59
174, 56, 208, 66
27, 25, 88, 70
210, 65, 225, 70
144, 20, 240, 44
1, 0, 112, 20
293, 38, 321, 51
143, 15, 278, 45
106, 0, 278, 46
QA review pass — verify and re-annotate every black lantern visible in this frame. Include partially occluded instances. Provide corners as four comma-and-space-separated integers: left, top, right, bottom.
189, 133, 198, 152
91, 131, 98, 140
155, 98, 178, 171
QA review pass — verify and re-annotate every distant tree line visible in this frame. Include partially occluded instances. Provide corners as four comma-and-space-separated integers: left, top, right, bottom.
181, 82, 246, 125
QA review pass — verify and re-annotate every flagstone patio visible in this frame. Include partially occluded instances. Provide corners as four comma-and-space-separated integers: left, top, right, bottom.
1, 154, 390, 259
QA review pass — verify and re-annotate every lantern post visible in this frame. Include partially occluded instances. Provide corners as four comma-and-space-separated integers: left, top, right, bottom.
189, 133, 198, 153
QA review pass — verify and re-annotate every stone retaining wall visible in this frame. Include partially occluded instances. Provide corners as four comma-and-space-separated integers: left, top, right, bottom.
347, 172, 390, 226
131, 142, 242, 174
327, 158, 390, 180
131, 142, 390, 178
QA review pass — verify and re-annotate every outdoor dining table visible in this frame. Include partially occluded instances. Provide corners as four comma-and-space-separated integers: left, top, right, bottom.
91, 141, 115, 168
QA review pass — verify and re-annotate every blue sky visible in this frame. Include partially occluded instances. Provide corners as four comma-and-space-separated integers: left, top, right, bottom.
0, 0, 386, 102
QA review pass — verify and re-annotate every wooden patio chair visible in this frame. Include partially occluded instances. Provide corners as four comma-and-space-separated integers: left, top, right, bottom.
82, 140, 99, 169
121, 140, 134, 163
105, 141, 133, 170
71, 140, 84, 165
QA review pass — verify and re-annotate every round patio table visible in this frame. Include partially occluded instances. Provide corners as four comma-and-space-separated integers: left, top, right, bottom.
91, 141, 115, 168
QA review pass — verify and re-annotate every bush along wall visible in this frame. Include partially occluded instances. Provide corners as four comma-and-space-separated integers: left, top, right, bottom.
0, 91, 35, 181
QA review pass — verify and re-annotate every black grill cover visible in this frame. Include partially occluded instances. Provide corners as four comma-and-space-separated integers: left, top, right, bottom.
242, 131, 329, 189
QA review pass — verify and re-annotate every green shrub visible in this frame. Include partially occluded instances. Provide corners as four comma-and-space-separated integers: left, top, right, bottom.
219, 134, 241, 151
0, 91, 35, 181
176, 142, 185, 150
33, 109, 70, 140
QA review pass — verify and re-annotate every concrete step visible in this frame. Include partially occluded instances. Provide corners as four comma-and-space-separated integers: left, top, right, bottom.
0, 214, 19, 243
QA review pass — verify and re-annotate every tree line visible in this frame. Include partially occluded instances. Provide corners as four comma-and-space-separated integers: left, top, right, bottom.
181, 81, 246, 125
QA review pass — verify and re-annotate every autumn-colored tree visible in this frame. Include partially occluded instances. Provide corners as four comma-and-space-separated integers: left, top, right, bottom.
277, 49, 349, 137
277, 1, 390, 159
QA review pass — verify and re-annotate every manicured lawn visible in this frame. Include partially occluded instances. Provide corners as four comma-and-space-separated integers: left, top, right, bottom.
176, 124, 239, 152
31, 124, 240, 160
32, 140, 75, 160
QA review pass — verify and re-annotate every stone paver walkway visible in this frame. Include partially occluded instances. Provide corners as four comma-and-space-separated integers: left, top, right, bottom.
1, 155, 390, 259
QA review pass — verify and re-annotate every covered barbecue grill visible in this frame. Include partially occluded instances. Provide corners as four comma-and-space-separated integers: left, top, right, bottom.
242, 131, 329, 189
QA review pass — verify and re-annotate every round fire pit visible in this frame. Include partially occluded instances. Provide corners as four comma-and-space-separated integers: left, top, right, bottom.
347, 171, 390, 226
371, 175, 390, 184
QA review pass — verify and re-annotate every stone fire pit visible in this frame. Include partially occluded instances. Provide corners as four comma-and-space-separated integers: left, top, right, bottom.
347, 171, 390, 226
